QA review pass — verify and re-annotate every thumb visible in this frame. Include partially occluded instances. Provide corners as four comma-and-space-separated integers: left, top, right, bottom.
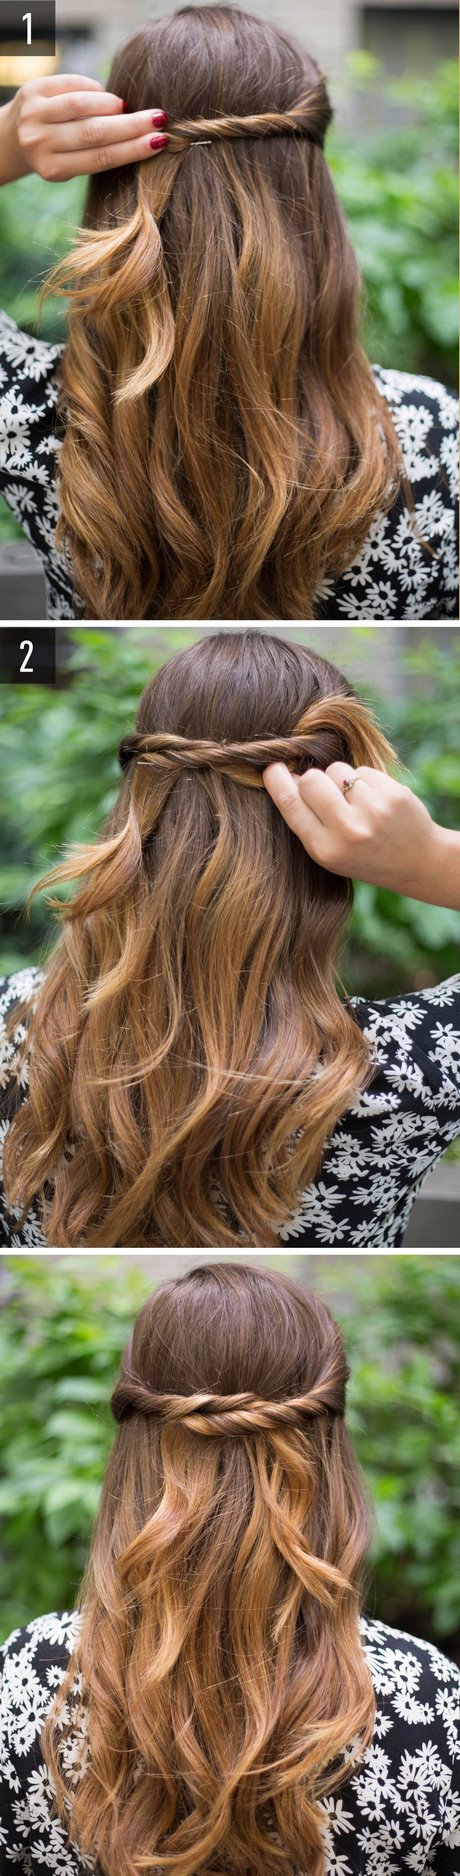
262, 760, 301, 810
262, 760, 317, 850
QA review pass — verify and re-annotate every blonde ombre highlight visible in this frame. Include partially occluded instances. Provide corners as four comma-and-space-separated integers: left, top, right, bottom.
4, 631, 396, 1248
41, 1262, 376, 1876
42, 4, 405, 620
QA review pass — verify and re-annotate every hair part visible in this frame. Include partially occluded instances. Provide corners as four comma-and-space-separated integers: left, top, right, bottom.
41, 1262, 376, 1876
42, 4, 405, 619
4, 632, 396, 1249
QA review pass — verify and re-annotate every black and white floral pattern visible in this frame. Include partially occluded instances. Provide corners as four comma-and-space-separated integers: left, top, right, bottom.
0, 1609, 459, 1872
280, 973, 460, 1248
1, 966, 460, 1249
0, 308, 458, 619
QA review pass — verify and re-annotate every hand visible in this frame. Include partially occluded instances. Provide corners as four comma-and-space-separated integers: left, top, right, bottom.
262, 760, 452, 902
0, 75, 168, 185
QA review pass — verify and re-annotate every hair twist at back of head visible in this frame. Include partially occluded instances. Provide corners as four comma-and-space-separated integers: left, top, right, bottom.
118, 692, 394, 788
111, 1381, 347, 1432
165, 87, 330, 150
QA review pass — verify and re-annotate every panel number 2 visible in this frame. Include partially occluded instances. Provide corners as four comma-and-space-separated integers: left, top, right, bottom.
20, 640, 34, 674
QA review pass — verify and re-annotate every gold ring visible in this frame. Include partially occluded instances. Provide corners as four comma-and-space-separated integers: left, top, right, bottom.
342, 775, 357, 795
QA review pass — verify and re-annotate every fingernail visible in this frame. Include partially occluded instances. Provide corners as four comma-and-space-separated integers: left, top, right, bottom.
121, 100, 128, 112
263, 762, 297, 797
152, 110, 168, 127
149, 133, 169, 149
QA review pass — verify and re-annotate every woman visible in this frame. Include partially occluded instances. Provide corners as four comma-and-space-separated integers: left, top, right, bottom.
0, 5, 457, 621
0, 1261, 459, 1874
1, 630, 460, 1250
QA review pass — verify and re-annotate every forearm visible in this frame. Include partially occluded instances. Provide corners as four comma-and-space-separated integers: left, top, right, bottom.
0, 99, 30, 185
399, 822, 460, 909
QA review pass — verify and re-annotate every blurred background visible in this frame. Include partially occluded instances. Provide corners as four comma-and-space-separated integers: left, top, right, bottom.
1, 1251, 459, 1664
0, 0, 458, 553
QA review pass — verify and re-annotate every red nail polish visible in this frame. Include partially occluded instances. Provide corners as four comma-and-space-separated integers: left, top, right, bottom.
152, 110, 168, 127
149, 133, 169, 150
122, 100, 128, 112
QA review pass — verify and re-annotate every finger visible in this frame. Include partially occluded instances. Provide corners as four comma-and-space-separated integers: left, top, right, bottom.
52, 132, 169, 179
344, 764, 390, 791
262, 762, 326, 851
326, 761, 387, 795
296, 767, 356, 832
30, 74, 105, 94
49, 108, 168, 152
36, 90, 126, 124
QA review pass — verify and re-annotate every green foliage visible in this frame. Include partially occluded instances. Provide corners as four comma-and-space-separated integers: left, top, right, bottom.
346, 632, 460, 999
0, 1254, 459, 1651
0, 628, 191, 973
1, 626, 459, 999
0, 170, 84, 336
0, 501, 21, 543
0, 1257, 148, 1638
326, 1255, 460, 1643
329, 59, 458, 386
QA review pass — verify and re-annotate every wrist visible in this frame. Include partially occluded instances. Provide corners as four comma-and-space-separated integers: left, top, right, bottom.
0, 97, 31, 184
400, 820, 460, 908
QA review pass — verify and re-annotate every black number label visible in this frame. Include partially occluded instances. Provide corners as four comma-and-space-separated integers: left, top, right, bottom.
0, 628, 56, 684
19, 638, 34, 674
0, 2, 56, 53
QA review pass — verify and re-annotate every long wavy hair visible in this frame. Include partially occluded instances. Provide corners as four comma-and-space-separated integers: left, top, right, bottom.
41, 1261, 376, 1876
4, 631, 396, 1248
44, 4, 404, 620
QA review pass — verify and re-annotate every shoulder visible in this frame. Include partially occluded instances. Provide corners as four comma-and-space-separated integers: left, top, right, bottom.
361, 1613, 460, 1713
350, 975, 460, 1112
372, 362, 458, 434
0, 965, 45, 1087
0, 307, 64, 398
0, 964, 45, 1017
0, 967, 48, 1248
359, 1614, 460, 1801
1, 1610, 81, 1722
0, 1612, 83, 1861
352, 973, 460, 1033
372, 362, 458, 498
352, 1618, 460, 1860
1, 1608, 80, 1672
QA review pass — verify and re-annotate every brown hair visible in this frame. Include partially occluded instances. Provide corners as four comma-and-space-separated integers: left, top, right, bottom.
4, 631, 395, 1248
44, 4, 404, 620
41, 1261, 376, 1876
